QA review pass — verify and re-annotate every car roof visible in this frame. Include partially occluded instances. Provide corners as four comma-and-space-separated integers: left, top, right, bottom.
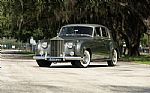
62, 24, 104, 28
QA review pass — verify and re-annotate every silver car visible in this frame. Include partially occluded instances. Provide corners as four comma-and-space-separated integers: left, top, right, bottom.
33, 24, 118, 67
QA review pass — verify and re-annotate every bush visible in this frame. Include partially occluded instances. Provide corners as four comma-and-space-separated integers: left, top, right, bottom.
0, 37, 26, 49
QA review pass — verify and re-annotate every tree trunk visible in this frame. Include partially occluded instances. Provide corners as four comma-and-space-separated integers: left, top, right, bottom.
128, 45, 140, 56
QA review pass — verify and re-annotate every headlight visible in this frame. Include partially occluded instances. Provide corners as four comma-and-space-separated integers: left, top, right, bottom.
67, 42, 73, 49
41, 42, 48, 49
70, 51, 74, 56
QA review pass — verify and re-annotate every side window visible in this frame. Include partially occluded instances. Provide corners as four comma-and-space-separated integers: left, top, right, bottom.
101, 27, 108, 37
95, 27, 101, 36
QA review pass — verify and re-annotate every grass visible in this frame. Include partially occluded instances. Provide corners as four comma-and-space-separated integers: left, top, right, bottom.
1, 50, 34, 54
121, 54, 150, 65
1, 50, 35, 59
135, 61, 150, 65
13, 51, 35, 58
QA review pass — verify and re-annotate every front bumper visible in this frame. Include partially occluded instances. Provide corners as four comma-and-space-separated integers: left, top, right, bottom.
33, 55, 83, 62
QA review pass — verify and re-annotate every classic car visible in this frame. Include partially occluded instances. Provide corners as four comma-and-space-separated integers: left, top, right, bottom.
33, 24, 118, 67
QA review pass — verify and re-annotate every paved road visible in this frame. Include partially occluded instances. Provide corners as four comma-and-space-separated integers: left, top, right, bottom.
0, 55, 150, 93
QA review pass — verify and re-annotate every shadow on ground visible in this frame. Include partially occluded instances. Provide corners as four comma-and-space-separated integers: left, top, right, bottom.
100, 85, 150, 93
33, 64, 109, 68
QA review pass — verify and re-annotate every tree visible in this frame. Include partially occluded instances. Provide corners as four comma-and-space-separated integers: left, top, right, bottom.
107, 1, 150, 56
1, 0, 150, 56
0, 0, 12, 38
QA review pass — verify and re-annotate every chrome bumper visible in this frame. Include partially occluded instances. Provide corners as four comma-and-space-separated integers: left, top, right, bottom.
33, 56, 83, 61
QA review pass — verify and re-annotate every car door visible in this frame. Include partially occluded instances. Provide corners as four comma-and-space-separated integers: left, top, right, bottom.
100, 27, 111, 58
91, 26, 111, 61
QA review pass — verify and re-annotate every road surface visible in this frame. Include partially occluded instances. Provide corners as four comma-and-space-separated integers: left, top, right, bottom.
0, 54, 150, 93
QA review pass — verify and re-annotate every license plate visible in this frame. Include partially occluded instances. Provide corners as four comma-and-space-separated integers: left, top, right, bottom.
48, 58, 62, 61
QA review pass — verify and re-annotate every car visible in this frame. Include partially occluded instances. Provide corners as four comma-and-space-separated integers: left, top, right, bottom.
33, 24, 119, 68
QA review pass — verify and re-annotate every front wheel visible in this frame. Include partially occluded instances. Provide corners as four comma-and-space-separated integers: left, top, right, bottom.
36, 60, 52, 67
107, 49, 118, 66
74, 50, 91, 68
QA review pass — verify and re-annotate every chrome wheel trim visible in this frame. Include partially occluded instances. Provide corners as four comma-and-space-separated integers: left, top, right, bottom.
112, 49, 117, 65
80, 50, 90, 67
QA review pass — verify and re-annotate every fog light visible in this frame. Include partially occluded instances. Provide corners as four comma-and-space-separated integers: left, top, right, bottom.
70, 51, 74, 56
39, 50, 44, 55
60, 54, 63, 57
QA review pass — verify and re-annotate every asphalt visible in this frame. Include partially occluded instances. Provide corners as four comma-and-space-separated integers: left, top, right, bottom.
0, 53, 150, 93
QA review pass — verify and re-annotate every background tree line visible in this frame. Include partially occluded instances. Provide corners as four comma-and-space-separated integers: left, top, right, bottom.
0, 0, 150, 56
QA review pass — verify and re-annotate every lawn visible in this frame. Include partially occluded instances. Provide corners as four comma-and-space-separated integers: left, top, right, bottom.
121, 54, 150, 65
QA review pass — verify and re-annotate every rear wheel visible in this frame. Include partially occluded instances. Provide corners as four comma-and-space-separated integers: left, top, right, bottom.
74, 50, 91, 68
36, 60, 52, 67
107, 49, 118, 66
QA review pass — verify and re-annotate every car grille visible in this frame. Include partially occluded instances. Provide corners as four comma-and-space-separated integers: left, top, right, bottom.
50, 37, 64, 57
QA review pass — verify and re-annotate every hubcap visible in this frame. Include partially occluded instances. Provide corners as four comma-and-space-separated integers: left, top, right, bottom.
112, 50, 117, 65
81, 50, 90, 67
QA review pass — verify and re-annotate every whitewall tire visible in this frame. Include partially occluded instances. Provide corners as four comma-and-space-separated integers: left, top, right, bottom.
107, 49, 118, 66
74, 50, 91, 68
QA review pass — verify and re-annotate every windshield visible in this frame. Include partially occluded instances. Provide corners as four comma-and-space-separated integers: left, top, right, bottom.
59, 26, 93, 37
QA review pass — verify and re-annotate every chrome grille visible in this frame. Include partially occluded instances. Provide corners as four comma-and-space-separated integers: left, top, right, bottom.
50, 37, 64, 57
